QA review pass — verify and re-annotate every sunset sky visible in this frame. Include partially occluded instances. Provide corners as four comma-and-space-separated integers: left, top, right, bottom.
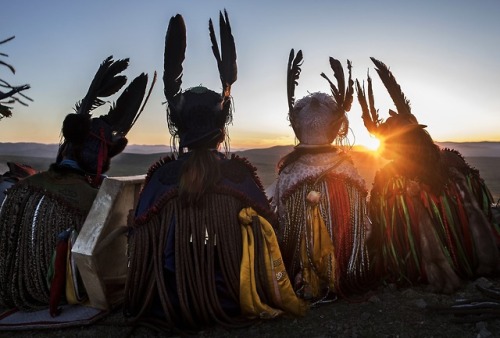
2, 0, 499, 150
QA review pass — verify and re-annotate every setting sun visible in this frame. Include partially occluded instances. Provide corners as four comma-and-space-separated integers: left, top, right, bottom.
363, 136, 381, 152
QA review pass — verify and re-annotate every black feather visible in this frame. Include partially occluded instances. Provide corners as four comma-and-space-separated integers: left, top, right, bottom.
98, 58, 129, 96
370, 57, 411, 116
208, 18, 221, 67
220, 10, 237, 95
130, 71, 157, 133
321, 58, 354, 112
320, 57, 345, 108
320, 72, 338, 98
209, 9, 237, 98
163, 14, 186, 102
367, 71, 378, 124
356, 78, 378, 134
330, 57, 345, 105
105, 73, 148, 136
287, 49, 303, 112
343, 60, 354, 112
75, 56, 129, 116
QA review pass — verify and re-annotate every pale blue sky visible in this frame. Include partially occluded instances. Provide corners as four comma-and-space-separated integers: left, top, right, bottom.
2, 0, 499, 149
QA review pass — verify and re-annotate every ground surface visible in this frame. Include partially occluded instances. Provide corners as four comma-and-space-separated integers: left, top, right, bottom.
2, 277, 500, 338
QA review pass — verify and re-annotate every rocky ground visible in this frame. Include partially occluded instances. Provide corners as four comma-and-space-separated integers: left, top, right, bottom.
2, 277, 500, 338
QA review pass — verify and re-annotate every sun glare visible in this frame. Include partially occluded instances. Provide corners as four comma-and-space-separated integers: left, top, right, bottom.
364, 137, 381, 152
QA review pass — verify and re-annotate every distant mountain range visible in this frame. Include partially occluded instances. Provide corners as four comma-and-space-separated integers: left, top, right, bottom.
1, 142, 499, 199
1, 141, 500, 158
0, 142, 172, 158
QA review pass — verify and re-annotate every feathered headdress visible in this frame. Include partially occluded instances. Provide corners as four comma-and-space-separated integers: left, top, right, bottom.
163, 10, 237, 152
356, 57, 425, 139
287, 49, 353, 146
58, 55, 155, 181
0, 36, 32, 121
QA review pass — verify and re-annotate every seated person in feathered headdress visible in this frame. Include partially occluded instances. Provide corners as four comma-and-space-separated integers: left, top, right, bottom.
356, 57, 500, 294
272, 50, 373, 304
0, 56, 152, 314
124, 11, 306, 332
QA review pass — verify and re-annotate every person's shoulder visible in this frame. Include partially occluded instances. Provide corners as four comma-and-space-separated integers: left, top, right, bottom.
440, 148, 468, 166
440, 147, 464, 161
144, 154, 178, 186
220, 154, 267, 192
221, 154, 259, 182
440, 148, 475, 175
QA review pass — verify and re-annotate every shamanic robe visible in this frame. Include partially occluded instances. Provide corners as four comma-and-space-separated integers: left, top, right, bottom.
369, 149, 500, 290
124, 152, 306, 330
0, 165, 97, 310
273, 150, 372, 301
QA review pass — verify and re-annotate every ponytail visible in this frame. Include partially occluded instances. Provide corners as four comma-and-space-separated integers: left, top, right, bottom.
179, 148, 221, 205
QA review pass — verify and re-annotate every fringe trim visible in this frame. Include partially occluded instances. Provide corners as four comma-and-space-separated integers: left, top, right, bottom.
125, 195, 254, 329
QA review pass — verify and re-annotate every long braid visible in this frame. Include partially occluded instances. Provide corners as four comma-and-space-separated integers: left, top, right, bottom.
203, 211, 221, 322
155, 208, 180, 325
169, 194, 248, 328
127, 163, 263, 330
175, 205, 198, 327
215, 195, 250, 328
124, 216, 155, 320
189, 205, 212, 324
205, 196, 240, 326
214, 196, 241, 301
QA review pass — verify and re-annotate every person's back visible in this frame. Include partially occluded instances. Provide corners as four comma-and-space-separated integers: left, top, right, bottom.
273, 50, 373, 303
128, 151, 282, 327
124, 12, 305, 332
0, 56, 151, 312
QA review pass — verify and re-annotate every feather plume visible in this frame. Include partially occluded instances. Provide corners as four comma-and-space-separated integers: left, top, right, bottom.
367, 71, 378, 123
209, 9, 237, 98
74, 56, 129, 116
356, 78, 378, 134
97, 59, 128, 97
320, 57, 344, 107
330, 57, 345, 104
320, 72, 337, 98
129, 71, 157, 133
321, 58, 354, 112
208, 19, 221, 67
163, 14, 186, 102
105, 73, 148, 136
344, 60, 354, 112
370, 57, 411, 116
287, 49, 303, 112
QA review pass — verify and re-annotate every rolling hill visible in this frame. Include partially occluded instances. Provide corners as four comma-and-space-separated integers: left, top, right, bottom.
1, 142, 499, 201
